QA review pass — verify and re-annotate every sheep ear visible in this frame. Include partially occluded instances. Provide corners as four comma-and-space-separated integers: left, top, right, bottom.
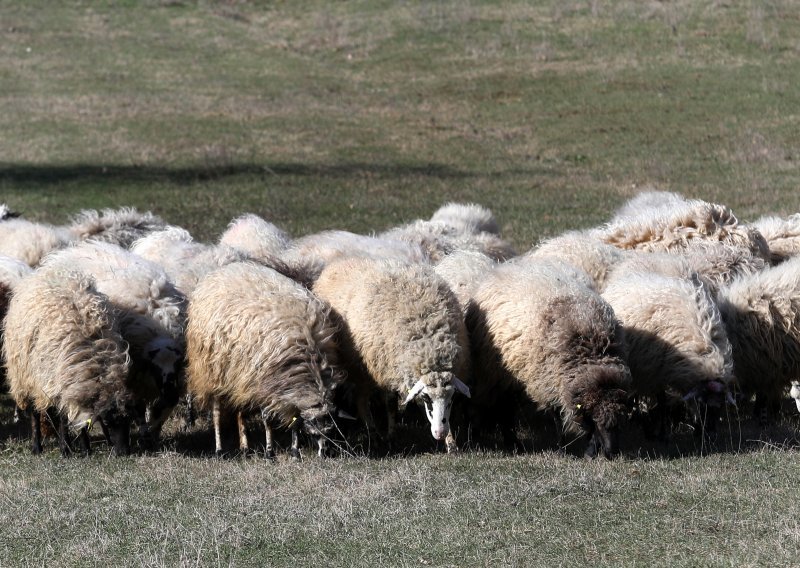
453, 377, 471, 399
336, 409, 356, 421
404, 380, 426, 405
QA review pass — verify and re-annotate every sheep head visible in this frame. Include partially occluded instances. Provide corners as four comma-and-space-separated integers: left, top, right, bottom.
143, 336, 185, 437
404, 372, 471, 442
572, 364, 631, 459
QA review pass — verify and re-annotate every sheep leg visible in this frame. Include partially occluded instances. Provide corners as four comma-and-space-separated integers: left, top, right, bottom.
445, 430, 458, 454
30, 410, 42, 455
236, 411, 251, 456
78, 425, 91, 457
183, 393, 196, 431
289, 420, 302, 461
57, 412, 72, 458
385, 392, 397, 452
97, 417, 113, 446
212, 398, 224, 457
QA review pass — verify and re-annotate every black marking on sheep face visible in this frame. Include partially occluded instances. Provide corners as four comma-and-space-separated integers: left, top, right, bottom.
572, 366, 631, 460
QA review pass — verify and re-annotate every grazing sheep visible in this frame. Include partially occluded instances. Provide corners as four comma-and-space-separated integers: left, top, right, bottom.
467, 259, 631, 458
593, 194, 769, 260
602, 271, 735, 437
282, 230, 429, 283
525, 231, 627, 291
41, 242, 186, 442
66, 207, 167, 248
186, 261, 346, 458
605, 242, 766, 299
433, 250, 496, 311
218, 213, 291, 261
718, 256, 800, 421
4, 269, 133, 455
313, 258, 471, 452
751, 213, 800, 265
430, 202, 500, 235
0, 218, 74, 266
381, 219, 516, 263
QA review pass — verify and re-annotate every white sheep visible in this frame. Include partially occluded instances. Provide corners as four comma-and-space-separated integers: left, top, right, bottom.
433, 250, 497, 312
218, 213, 291, 261
4, 268, 133, 455
593, 193, 769, 260
381, 219, 516, 262
429, 202, 500, 235
0, 218, 74, 266
186, 261, 347, 458
602, 271, 735, 437
467, 258, 632, 458
718, 256, 800, 421
313, 257, 471, 452
66, 207, 167, 248
751, 213, 800, 264
282, 230, 429, 283
525, 231, 627, 291
41, 241, 186, 442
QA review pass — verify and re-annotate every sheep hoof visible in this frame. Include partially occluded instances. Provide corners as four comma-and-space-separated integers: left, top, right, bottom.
289, 448, 302, 461
445, 441, 459, 454
264, 449, 276, 461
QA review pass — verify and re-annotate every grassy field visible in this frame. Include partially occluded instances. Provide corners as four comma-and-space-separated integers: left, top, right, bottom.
1, 0, 800, 565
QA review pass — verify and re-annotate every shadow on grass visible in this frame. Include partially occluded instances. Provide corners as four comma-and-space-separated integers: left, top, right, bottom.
0, 162, 488, 188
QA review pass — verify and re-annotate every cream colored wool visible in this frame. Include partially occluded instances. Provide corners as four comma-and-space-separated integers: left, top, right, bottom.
218, 213, 291, 260
0, 218, 74, 266
751, 213, 800, 265
282, 229, 429, 283
430, 202, 500, 236
467, 258, 630, 436
66, 207, 167, 248
434, 250, 496, 312
603, 272, 734, 399
718, 256, 800, 408
186, 262, 343, 426
4, 269, 131, 425
526, 231, 627, 291
593, 195, 769, 260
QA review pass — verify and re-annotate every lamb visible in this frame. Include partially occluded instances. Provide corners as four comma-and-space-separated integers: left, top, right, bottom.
429, 202, 500, 235
186, 261, 347, 458
593, 193, 770, 260
41, 242, 186, 442
751, 213, 800, 265
4, 269, 133, 455
433, 250, 496, 312
381, 219, 516, 262
466, 259, 631, 458
282, 230, 429, 283
313, 258, 471, 452
0, 218, 74, 266
66, 207, 168, 248
525, 231, 627, 291
717, 256, 800, 421
218, 213, 291, 261
602, 271, 735, 437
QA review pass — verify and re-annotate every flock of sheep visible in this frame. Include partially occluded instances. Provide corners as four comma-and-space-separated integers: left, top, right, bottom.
1, 190, 800, 460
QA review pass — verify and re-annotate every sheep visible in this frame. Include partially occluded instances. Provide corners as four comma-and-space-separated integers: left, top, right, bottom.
4, 268, 133, 455
281, 230, 429, 283
381, 219, 517, 263
313, 258, 471, 452
0, 218, 74, 266
429, 202, 500, 235
218, 213, 291, 261
433, 250, 497, 312
602, 271, 735, 438
593, 194, 770, 261
717, 256, 800, 422
41, 241, 186, 443
66, 207, 168, 248
751, 213, 800, 265
525, 231, 628, 291
186, 261, 347, 459
605, 242, 766, 299
466, 258, 631, 458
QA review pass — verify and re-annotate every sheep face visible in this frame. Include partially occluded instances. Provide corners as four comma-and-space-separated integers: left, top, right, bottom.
144, 337, 185, 432
791, 382, 800, 414
572, 365, 631, 459
405, 372, 471, 441
299, 401, 338, 457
